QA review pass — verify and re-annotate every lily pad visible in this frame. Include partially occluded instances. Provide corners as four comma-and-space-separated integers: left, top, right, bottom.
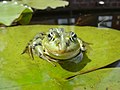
0, 1, 33, 26
64, 68, 120, 90
21, 0, 69, 9
0, 25, 120, 89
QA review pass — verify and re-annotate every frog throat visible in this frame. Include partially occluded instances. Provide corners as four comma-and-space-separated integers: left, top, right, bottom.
44, 50, 83, 62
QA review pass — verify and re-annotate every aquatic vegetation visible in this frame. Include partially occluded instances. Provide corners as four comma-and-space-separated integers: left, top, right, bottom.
0, 1, 33, 26
0, 0, 68, 26
0, 25, 120, 89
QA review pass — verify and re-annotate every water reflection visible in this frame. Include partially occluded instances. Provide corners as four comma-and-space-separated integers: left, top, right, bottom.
31, 12, 120, 30
76, 13, 120, 30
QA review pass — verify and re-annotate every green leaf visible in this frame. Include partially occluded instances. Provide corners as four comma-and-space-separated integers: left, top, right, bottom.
18, 8, 33, 25
0, 1, 33, 26
64, 68, 120, 90
21, 0, 69, 9
0, 25, 120, 89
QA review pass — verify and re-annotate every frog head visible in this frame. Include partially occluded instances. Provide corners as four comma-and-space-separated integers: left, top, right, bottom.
42, 28, 81, 60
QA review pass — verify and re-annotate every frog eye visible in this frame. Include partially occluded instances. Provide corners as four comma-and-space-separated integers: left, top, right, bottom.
48, 32, 54, 40
70, 32, 77, 41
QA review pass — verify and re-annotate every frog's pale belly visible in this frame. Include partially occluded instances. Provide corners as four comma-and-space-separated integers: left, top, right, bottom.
45, 48, 80, 60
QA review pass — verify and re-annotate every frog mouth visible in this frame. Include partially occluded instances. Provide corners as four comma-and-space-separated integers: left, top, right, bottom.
45, 48, 81, 60
45, 50, 83, 62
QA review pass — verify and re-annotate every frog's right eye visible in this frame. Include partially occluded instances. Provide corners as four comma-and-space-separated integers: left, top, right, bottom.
48, 32, 54, 40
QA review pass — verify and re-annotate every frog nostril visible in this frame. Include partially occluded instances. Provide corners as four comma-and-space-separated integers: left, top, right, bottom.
66, 42, 70, 46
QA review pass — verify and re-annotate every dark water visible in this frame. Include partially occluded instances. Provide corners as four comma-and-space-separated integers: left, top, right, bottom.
31, 10, 120, 30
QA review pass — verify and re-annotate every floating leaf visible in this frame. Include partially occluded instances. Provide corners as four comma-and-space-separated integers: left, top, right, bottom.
64, 68, 120, 90
0, 1, 33, 26
21, 0, 69, 9
0, 25, 120, 89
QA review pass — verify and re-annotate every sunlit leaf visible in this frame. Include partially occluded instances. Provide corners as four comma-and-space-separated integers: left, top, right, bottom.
64, 68, 120, 90
0, 25, 120, 89
0, 1, 33, 26
21, 0, 69, 9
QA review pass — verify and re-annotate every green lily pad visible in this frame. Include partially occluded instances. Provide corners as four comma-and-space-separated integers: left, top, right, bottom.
64, 68, 120, 90
0, 1, 33, 26
21, 0, 69, 9
0, 25, 120, 89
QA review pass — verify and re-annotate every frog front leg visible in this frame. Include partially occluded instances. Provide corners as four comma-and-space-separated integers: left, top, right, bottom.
33, 44, 57, 67
77, 38, 86, 52
21, 42, 34, 59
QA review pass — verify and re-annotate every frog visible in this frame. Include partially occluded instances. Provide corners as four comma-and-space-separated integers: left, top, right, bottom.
22, 28, 86, 66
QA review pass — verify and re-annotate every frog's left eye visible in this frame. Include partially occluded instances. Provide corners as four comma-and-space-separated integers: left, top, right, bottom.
48, 32, 54, 41
70, 32, 77, 41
